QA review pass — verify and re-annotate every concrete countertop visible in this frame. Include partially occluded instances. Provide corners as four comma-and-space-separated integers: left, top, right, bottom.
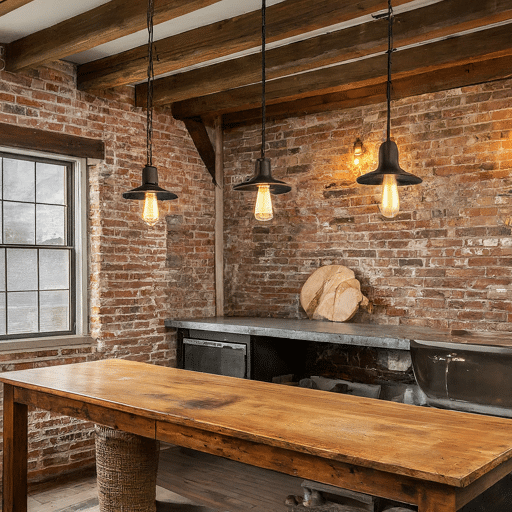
165, 317, 512, 351
165, 317, 422, 350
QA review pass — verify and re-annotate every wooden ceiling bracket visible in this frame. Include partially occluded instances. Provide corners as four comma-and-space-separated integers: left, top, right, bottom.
182, 116, 218, 186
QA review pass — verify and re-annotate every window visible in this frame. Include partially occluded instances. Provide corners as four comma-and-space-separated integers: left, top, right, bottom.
0, 150, 87, 340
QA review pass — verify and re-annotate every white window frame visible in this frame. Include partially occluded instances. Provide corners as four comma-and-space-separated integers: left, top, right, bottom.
0, 146, 90, 351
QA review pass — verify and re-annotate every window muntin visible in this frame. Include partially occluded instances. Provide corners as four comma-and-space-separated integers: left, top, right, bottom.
0, 152, 75, 338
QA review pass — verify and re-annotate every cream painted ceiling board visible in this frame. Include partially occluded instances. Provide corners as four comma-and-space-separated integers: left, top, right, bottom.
68, 0, 286, 64
0, 0, 111, 42
0, 0, 36, 18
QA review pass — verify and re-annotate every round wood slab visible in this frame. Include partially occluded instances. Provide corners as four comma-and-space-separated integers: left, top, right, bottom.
300, 265, 368, 322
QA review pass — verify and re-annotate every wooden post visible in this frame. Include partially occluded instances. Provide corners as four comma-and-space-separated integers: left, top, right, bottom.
214, 115, 224, 316
3, 384, 28, 512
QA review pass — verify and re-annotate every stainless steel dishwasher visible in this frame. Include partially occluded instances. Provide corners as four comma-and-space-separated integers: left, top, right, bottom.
181, 330, 251, 379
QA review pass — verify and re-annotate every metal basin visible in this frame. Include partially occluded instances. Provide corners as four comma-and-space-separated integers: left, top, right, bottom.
410, 335, 512, 417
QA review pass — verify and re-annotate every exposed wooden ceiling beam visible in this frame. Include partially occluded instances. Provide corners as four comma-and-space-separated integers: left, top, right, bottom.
77, 0, 414, 91
0, 0, 34, 17
6, 0, 222, 72
223, 54, 512, 128
171, 22, 512, 120
137, 0, 512, 107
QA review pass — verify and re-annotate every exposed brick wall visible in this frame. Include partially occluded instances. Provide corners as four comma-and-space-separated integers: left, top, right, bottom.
224, 79, 512, 333
2, 59, 512, 490
0, 60, 215, 486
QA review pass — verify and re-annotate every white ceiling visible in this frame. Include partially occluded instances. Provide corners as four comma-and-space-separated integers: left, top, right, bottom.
0, 0, 111, 42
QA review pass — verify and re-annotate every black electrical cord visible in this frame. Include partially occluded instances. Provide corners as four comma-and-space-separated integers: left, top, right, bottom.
386, 0, 394, 142
146, 0, 155, 167
261, 0, 266, 160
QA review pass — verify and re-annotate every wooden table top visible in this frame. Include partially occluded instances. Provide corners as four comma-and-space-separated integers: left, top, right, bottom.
3, 359, 512, 488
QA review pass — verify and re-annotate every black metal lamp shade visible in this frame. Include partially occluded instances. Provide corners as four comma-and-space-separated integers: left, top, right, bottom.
122, 165, 178, 201
233, 158, 291, 195
356, 140, 423, 186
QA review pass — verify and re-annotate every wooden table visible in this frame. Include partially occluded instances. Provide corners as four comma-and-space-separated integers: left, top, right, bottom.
3, 359, 512, 512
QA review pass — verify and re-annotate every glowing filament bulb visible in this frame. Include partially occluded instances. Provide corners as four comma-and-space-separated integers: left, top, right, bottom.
353, 139, 363, 165
254, 184, 273, 222
142, 192, 159, 226
380, 174, 400, 218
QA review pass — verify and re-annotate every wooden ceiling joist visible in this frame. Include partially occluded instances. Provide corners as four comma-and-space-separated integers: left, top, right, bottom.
77, 0, 413, 92
171, 22, 512, 121
136, 0, 512, 107
0, 0, 34, 17
222, 54, 512, 128
6, 0, 222, 72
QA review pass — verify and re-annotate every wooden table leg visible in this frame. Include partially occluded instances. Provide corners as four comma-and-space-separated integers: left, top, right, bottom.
3, 384, 28, 512
417, 486, 457, 512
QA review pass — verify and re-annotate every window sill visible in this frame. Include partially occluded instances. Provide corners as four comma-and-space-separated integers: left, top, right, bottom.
0, 335, 95, 352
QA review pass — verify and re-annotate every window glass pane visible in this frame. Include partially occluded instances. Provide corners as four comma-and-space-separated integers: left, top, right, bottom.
36, 163, 66, 205
0, 153, 76, 339
4, 202, 35, 244
0, 249, 4, 291
36, 205, 65, 245
40, 290, 69, 332
39, 249, 69, 290
7, 291, 38, 334
3, 158, 35, 202
0, 293, 5, 335
7, 249, 37, 291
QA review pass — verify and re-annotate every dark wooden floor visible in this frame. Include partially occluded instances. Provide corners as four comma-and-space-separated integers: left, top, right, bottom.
27, 471, 213, 512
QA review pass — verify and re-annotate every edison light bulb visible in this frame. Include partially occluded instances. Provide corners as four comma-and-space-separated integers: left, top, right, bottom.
353, 139, 363, 165
142, 192, 159, 226
380, 174, 400, 218
254, 184, 273, 221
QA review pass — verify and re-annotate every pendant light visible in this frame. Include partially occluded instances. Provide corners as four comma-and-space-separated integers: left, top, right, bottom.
234, 0, 291, 221
123, 0, 177, 226
356, 0, 421, 218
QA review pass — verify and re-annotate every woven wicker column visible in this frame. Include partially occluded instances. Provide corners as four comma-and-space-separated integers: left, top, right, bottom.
95, 425, 160, 512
